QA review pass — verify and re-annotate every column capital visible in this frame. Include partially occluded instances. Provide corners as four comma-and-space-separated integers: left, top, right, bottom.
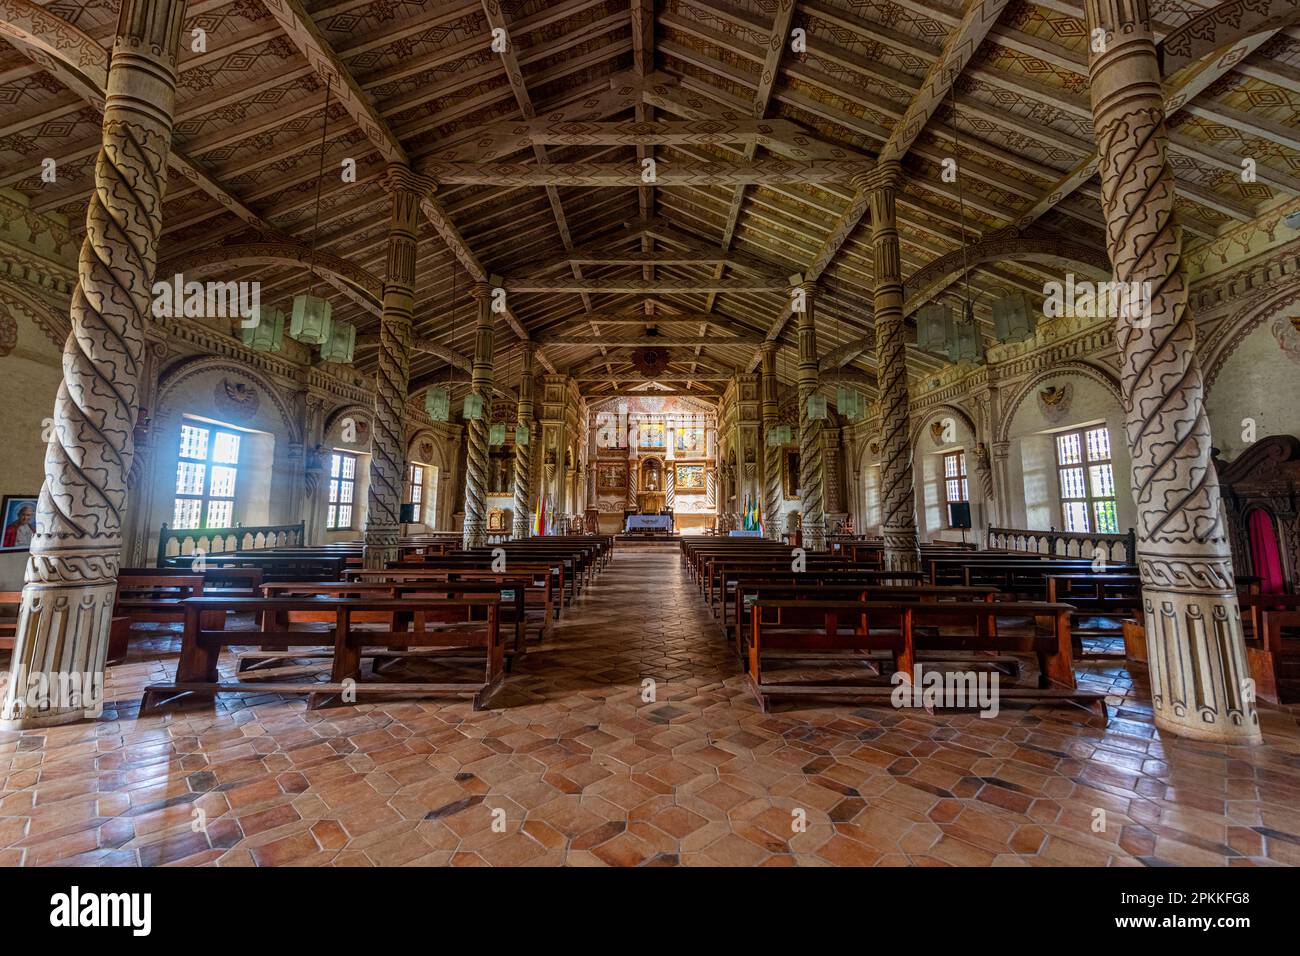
469, 281, 493, 301
851, 160, 903, 194
382, 163, 437, 199
1084, 0, 1153, 35
789, 280, 820, 304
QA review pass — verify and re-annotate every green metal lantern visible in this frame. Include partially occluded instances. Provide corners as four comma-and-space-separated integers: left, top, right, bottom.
489, 423, 506, 445
515, 424, 530, 446
318, 319, 355, 363
241, 305, 285, 353
955, 301, 985, 364
766, 424, 793, 446
992, 291, 1037, 343
462, 393, 485, 421
916, 302, 952, 357
806, 393, 828, 421
290, 293, 333, 345
836, 385, 864, 421
425, 386, 450, 421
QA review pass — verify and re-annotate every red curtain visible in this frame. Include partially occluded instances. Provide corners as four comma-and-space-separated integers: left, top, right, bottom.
1247, 509, 1286, 595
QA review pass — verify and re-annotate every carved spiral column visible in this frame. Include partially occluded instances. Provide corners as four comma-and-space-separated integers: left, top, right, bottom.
364, 165, 430, 569
1, 0, 186, 729
796, 283, 825, 550
760, 343, 783, 541
865, 165, 921, 572
462, 282, 495, 548
512, 343, 536, 538
1087, 0, 1258, 743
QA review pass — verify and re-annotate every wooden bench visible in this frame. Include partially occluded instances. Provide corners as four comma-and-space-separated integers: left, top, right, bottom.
722, 568, 928, 640
346, 567, 555, 638
141, 595, 505, 713
732, 582, 998, 662
257, 579, 529, 665
747, 598, 1106, 721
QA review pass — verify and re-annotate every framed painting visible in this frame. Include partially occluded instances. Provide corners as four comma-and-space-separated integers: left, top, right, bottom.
0, 494, 39, 552
638, 421, 666, 450
596, 460, 627, 492
782, 450, 801, 500
674, 427, 704, 455
674, 463, 706, 493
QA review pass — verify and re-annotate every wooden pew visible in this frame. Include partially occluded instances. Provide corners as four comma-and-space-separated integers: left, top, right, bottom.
731, 582, 997, 662
385, 559, 568, 616
722, 569, 927, 640
1252, 608, 1300, 704
346, 567, 555, 638
257, 579, 528, 664
141, 595, 505, 712
747, 598, 1106, 721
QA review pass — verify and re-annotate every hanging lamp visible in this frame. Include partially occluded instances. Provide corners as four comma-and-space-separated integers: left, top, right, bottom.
291, 77, 334, 346
514, 344, 530, 445
426, 266, 454, 421
243, 305, 285, 353
948, 83, 984, 366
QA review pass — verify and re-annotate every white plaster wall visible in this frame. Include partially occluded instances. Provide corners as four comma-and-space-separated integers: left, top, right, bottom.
1206, 319, 1300, 459
0, 309, 61, 588
1003, 375, 1133, 534
913, 411, 984, 543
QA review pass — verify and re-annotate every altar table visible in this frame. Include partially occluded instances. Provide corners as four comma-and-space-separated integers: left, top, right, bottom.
625, 514, 674, 533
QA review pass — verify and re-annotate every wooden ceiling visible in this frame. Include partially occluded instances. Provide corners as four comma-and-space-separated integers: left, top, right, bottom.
2, 0, 1297, 405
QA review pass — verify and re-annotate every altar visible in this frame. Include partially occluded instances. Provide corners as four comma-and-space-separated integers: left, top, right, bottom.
625, 514, 674, 534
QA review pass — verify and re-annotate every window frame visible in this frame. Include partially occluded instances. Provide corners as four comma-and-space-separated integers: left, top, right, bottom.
327, 450, 359, 531
1054, 425, 1119, 534
941, 450, 969, 528
173, 421, 242, 530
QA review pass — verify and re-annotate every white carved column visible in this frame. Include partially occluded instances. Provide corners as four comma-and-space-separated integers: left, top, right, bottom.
865, 164, 921, 571
1086, 0, 1258, 743
364, 166, 431, 568
796, 282, 825, 549
760, 343, 783, 540
512, 342, 535, 538
462, 281, 495, 548
2, 0, 186, 729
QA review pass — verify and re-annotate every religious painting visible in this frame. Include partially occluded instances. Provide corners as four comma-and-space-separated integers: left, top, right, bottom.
782, 449, 801, 500
0, 494, 38, 552
674, 464, 705, 494
596, 461, 627, 492
488, 449, 514, 495
675, 426, 704, 455
638, 421, 666, 450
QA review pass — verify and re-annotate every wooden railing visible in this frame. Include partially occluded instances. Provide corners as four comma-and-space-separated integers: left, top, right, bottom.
987, 525, 1137, 565
156, 521, 306, 567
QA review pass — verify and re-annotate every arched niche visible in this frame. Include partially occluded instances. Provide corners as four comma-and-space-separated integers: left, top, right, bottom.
998, 364, 1131, 536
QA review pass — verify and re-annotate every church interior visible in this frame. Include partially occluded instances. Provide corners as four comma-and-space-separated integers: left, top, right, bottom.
0, 0, 1299, 874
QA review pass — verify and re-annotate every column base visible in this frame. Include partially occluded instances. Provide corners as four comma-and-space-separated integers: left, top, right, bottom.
464, 519, 487, 550
883, 527, 921, 572
1143, 584, 1261, 745
363, 527, 399, 570
2, 580, 114, 728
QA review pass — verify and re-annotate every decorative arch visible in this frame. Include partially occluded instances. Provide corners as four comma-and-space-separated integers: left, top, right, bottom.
903, 232, 1112, 314
324, 403, 375, 443
407, 427, 451, 472
995, 362, 1124, 445
0, 281, 66, 350
1202, 277, 1300, 396
1160, 0, 1300, 79
910, 403, 978, 449
0, 0, 107, 105
157, 242, 382, 306
156, 355, 301, 445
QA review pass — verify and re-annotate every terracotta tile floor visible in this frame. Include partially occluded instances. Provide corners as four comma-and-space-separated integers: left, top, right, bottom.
2, 546, 1299, 867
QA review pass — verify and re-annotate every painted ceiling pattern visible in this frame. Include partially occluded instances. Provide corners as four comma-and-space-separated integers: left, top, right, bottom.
0, 0, 1297, 407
